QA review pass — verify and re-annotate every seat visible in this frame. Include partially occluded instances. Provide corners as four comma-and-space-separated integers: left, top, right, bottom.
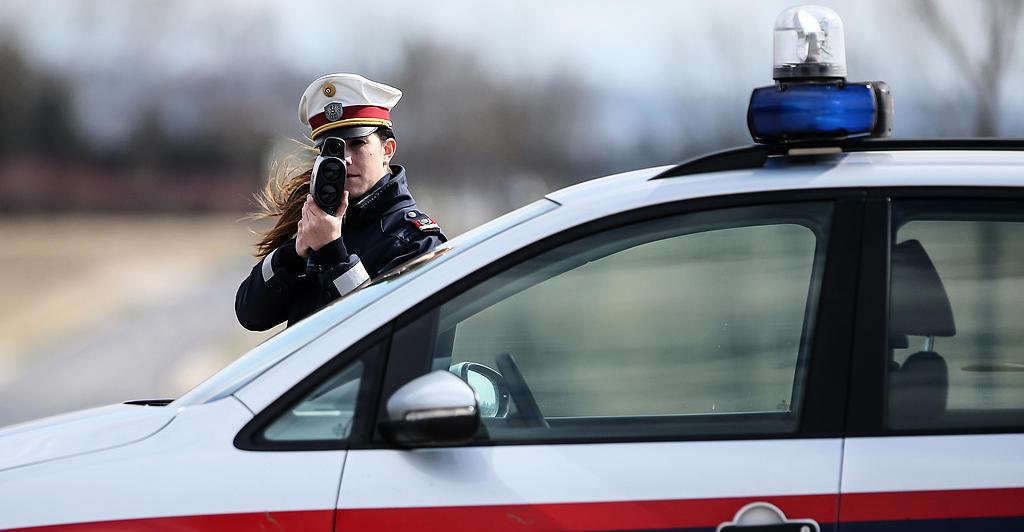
887, 239, 957, 428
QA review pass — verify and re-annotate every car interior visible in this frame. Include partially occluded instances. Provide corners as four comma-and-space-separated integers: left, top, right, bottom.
887, 239, 956, 428
426, 208, 834, 440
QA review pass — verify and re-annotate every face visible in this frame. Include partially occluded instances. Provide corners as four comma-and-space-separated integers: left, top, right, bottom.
342, 133, 397, 200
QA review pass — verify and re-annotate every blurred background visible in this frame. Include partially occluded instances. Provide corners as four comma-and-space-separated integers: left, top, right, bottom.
1, 0, 1022, 426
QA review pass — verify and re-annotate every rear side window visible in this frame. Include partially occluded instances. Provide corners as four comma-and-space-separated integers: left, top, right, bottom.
887, 200, 1024, 430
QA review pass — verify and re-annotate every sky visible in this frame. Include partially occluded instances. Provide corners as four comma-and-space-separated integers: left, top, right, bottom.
1, 0, 1023, 146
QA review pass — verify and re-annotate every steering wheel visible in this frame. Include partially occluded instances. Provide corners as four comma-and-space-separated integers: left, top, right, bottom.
495, 352, 549, 429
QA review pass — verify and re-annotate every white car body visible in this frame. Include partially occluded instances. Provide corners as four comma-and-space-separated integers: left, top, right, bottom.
2, 145, 1023, 531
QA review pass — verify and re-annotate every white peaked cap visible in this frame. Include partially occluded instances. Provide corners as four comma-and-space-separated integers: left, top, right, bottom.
298, 73, 402, 140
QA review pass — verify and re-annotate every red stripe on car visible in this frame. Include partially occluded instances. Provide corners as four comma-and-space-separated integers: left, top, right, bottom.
839, 486, 1024, 523
6, 510, 330, 531
9, 488, 1024, 530
335, 494, 837, 531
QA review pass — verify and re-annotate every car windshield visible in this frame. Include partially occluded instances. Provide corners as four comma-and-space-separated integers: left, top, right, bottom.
173, 198, 558, 407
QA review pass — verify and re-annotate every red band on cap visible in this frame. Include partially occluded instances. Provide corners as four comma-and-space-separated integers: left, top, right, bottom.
309, 105, 391, 132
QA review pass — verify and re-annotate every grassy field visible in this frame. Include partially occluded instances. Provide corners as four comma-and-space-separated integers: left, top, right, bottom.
0, 215, 269, 367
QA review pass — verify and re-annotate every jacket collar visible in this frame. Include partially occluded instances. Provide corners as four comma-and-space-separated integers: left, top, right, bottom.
347, 165, 414, 223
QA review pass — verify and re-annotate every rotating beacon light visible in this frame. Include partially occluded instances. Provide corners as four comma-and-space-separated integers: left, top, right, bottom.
747, 5, 893, 144
773, 5, 846, 80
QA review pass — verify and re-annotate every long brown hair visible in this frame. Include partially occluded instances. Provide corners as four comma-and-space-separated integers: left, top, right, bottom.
249, 140, 317, 258
249, 128, 396, 257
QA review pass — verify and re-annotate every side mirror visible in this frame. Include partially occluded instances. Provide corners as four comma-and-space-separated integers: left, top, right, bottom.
450, 362, 510, 418
379, 370, 480, 447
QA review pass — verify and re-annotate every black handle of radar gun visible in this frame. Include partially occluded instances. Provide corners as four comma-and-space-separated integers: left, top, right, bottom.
303, 205, 339, 276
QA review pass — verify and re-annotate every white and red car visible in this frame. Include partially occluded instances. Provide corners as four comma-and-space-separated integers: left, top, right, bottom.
2, 6, 1023, 531
3, 139, 1023, 531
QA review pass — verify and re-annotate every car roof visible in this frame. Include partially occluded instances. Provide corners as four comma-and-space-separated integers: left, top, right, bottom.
548, 141, 1024, 206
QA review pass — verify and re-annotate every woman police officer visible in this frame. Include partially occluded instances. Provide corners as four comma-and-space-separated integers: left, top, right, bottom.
235, 73, 446, 330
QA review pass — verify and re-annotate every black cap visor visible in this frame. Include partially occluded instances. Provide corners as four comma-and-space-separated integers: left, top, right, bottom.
314, 125, 378, 144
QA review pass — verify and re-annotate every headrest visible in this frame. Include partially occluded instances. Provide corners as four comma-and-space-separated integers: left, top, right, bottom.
889, 333, 909, 350
890, 239, 956, 338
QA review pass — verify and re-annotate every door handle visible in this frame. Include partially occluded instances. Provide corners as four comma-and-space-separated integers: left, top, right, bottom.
717, 502, 820, 532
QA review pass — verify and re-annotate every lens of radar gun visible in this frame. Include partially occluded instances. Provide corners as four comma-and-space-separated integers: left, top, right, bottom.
323, 139, 343, 157
319, 184, 338, 204
321, 161, 342, 180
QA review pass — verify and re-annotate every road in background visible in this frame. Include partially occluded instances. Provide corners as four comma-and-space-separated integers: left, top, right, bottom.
0, 217, 277, 427
0, 194, 498, 427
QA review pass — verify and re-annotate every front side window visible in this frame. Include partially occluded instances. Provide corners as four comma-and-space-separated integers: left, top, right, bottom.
256, 340, 386, 444
263, 360, 364, 441
887, 200, 1024, 430
402, 202, 832, 442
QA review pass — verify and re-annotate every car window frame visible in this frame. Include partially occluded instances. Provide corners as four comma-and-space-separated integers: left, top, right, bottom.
365, 189, 868, 449
846, 187, 1024, 438
233, 325, 392, 451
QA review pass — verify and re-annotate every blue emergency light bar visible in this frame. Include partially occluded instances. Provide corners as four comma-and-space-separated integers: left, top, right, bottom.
748, 6, 894, 144
747, 81, 893, 143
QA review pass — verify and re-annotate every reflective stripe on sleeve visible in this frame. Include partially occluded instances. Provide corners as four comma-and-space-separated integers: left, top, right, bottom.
261, 249, 277, 283
333, 261, 369, 295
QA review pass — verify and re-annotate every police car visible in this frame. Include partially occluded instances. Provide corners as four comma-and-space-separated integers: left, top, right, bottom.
1, 6, 1022, 531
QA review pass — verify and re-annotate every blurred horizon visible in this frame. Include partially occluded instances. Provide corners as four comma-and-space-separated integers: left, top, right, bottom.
1, 0, 1023, 218
1, 0, 1022, 425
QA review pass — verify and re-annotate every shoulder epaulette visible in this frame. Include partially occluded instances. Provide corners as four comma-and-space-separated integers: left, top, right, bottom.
403, 210, 441, 233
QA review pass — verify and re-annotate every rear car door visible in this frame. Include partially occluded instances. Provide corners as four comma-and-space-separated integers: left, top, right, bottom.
840, 193, 1024, 530
336, 194, 865, 531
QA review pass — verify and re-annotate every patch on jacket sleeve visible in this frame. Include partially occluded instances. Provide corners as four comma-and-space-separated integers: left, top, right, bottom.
404, 209, 441, 233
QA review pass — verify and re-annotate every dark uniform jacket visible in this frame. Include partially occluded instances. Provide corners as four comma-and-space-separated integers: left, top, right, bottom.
235, 165, 445, 330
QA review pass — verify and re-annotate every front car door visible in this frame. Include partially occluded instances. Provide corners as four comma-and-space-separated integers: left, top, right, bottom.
840, 192, 1024, 530
335, 194, 865, 531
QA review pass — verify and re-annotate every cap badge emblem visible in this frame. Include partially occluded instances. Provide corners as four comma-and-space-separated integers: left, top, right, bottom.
324, 102, 343, 122
322, 83, 336, 97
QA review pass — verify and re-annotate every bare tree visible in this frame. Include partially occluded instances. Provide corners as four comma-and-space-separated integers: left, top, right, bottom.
912, 1, 1022, 398
911, 0, 1023, 136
